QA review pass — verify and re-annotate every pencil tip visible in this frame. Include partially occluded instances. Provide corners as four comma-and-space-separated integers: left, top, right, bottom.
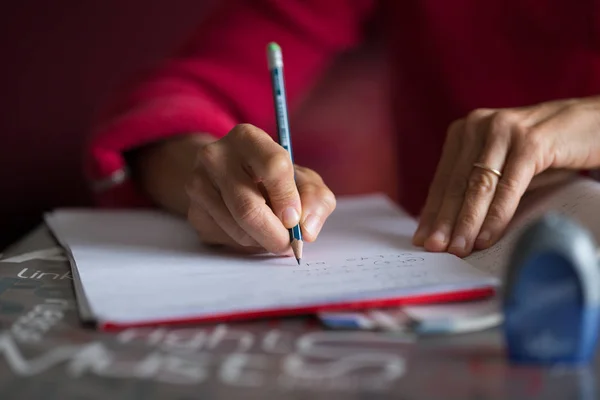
291, 239, 303, 264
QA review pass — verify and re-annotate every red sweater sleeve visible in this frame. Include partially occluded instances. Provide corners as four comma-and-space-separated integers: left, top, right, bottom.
85, 0, 375, 208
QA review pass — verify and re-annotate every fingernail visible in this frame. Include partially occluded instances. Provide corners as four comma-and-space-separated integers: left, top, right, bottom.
449, 235, 466, 252
475, 231, 491, 248
303, 214, 321, 236
282, 207, 300, 227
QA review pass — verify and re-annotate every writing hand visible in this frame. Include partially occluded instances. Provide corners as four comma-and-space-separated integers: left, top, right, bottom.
413, 97, 600, 257
185, 123, 336, 254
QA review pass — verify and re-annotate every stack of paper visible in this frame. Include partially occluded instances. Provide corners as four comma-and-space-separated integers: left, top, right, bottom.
45, 194, 498, 330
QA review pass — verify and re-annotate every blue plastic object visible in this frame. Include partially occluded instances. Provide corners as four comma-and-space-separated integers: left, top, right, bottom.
503, 213, 600, 365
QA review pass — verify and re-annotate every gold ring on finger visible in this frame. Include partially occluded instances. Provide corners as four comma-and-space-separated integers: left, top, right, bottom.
472, 162, 503, 178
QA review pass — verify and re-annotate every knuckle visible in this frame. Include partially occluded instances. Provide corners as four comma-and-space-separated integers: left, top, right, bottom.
521, 128, 545, 152
232, 123, 261, 141
466, 108, 491, 125
491, 110, 519, 131
489, 112, 518, 140
265, 152, 294, 178
318, 187, 337, 213
197, 142, 220, 166
512, 122, 530, 141
494, 111, 529, 143
467, 171, 496, 197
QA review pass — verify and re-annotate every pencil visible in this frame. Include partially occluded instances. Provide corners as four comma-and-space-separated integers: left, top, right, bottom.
266, 41, 303, 264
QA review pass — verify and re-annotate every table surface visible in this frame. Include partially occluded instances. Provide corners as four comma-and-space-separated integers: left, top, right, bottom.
0, 225, 598, 400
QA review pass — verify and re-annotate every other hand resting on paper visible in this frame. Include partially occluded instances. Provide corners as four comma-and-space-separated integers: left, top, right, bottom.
133, 123, 336, 254
413, 96, 600, 258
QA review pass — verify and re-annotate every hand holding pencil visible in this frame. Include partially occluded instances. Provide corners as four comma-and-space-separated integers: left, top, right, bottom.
184, 44, 336, 260
267, 41, 305, 263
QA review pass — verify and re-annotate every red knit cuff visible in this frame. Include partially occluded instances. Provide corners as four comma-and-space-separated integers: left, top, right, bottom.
85, 95, 236, 208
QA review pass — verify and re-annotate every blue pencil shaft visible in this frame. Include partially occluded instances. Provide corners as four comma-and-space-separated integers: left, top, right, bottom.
267, 43, 303, 246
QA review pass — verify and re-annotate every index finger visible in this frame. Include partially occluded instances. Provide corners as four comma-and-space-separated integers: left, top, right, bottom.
413, 119, 464, 246
227, 124, 302, 229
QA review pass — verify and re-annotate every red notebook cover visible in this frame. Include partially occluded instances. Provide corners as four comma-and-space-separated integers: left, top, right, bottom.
99, 286, 495, 331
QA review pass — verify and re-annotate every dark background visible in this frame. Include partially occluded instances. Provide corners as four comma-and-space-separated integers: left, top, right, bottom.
0, 1, 218, 248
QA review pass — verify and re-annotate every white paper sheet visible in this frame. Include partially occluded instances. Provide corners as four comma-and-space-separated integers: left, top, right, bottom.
45, 194, 497, 326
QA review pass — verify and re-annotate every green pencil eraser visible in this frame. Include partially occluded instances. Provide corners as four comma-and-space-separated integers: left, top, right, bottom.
267, 42, 281, 53
267, 42, 283, 68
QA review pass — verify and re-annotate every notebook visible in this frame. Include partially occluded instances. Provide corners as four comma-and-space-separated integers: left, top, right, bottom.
44, 177, 600, 330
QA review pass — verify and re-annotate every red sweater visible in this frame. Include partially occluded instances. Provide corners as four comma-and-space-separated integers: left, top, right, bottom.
85, 0, 600, 216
